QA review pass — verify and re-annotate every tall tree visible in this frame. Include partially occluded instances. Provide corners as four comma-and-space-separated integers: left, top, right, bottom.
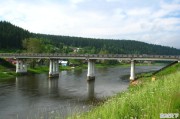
23, 38, 44, 53
22, 38, 45, 68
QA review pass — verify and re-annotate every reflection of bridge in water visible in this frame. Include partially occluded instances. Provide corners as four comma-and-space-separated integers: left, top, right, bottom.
1, 53, 180, 98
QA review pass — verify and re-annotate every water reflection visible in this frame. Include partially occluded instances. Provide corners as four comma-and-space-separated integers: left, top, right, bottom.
61, 70, 67, 76
48, 78, 58, 89
87, 77, 95, 99
48, 78, 59, 97
73, 69, 83, 77
0, 66, 164, 119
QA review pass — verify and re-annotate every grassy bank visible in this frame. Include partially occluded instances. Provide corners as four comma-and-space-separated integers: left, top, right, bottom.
70, 63, 180, 119
28, 66, 49, 73
28, 65, 87, 73
0, 61, 168, 81
0, 64, 85, 80
0, 65, 16, 80
95, 62, 165, 68
0, 58, 16, 80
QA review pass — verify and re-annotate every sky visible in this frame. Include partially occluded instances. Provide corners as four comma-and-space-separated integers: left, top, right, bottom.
0, 0, 180, 49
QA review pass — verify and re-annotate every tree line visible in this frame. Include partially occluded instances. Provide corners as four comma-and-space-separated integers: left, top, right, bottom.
0, 21, 31, 49
0, 21, 180, 55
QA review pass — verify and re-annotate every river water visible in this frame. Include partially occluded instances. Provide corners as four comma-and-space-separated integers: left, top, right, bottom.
0, 65, 163, 119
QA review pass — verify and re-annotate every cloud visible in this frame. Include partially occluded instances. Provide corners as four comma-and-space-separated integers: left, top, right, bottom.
69, 0, 85, 4
0, 0, 179, 48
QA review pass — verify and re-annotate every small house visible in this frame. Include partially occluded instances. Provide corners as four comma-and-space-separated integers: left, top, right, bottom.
59, 60, 68, 66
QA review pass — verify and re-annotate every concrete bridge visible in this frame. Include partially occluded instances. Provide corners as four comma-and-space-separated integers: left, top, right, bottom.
0, 53, 179, 98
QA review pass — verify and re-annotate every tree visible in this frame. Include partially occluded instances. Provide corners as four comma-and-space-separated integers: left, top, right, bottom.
22, 38, 45, 68
23, 38, 44, 53
0, 21, 30, 49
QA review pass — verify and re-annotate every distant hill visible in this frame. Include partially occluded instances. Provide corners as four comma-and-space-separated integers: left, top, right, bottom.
0, 21, 31, 49
34, 34, 180, 55
0, 21, 180, 55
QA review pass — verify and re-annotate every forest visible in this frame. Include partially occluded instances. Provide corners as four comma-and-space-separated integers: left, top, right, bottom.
0, 21, 180, 55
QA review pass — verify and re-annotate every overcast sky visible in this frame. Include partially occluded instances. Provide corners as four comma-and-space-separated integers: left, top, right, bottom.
0, 0, 180, 48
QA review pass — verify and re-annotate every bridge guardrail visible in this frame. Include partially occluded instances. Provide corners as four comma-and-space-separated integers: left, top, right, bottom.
0, 53, 179, 61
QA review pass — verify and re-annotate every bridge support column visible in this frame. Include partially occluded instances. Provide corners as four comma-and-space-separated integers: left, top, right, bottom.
130, 60, 135, 80
49, 59, 59, 78
55, 60, 59, 74
16, 59, 27, 73
87, 59, 95, 99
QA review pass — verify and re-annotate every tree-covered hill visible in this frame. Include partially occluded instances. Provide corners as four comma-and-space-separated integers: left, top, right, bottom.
34, 34, 180, 55
0, 21, 31, 49
0, 21, 180, 55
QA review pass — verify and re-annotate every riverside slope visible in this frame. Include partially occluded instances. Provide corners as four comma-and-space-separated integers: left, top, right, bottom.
69, 63, 180, 119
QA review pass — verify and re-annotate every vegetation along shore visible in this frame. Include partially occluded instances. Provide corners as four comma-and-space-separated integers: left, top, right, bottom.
68, 63, 180, 119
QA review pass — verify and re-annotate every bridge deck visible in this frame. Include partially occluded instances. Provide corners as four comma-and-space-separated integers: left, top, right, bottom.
0, 53, 179, 61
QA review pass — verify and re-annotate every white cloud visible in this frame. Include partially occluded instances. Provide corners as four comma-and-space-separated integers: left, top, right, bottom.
126, 8, 151, 16
70, 0, 85, 4
0, 0, 179, 48
106, 0, 119, 2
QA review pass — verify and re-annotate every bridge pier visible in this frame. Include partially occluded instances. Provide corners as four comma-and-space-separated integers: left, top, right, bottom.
16, 59, 27, 73
130, 60, 135, 80
49, 59, 59, 78
87, 59, 95, 99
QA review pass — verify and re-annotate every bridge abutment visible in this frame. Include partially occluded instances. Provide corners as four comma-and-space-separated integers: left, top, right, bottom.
49, 59, 59, 78
130, 60, 135, 80
87, 59, 95, 99
16, 59, 27, 73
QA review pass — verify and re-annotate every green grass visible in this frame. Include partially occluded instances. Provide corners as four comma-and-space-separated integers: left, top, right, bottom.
60, 66, 72, 70
155, 63, 180, 77
0, 72, 15, 79
28, 66, 49, 73
95, 62, 165, 68
69, 63, 180, 119
136, 63, 180, 79
95, 63, 129, 68
28, 65, 87, 73
0, 65, 16, 81
0, 64, 86, 80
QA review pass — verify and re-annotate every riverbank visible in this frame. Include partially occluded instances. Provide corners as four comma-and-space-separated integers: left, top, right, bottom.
28, 65, 87, 73
0, 65, 16, 81
0, 62, 167, 81
69, 63, 180, 119
0, 58, 16, 80
0, 65, 78, 80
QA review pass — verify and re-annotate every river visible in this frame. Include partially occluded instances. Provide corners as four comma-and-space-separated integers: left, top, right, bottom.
0, 65, 163, 119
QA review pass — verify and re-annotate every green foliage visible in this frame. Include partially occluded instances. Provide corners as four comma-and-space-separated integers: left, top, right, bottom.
37, 33, 180, 55
59, 66, 72, 70
155, 63, 180, 76
0, 65, 16, 80
22, 38, 47, 68
69, 59, 83, 66
70, 66, 180, 119
1, 21, 180, 55
23, 38, 45, 53
0, 58, 15, 68
28, 66, 49, 73
105, 60, 119, 65
0, 59, 16, 80
0, 21, 30, 49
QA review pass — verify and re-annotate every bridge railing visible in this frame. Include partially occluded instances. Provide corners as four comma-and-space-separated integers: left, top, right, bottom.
0, 53, 179, 60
